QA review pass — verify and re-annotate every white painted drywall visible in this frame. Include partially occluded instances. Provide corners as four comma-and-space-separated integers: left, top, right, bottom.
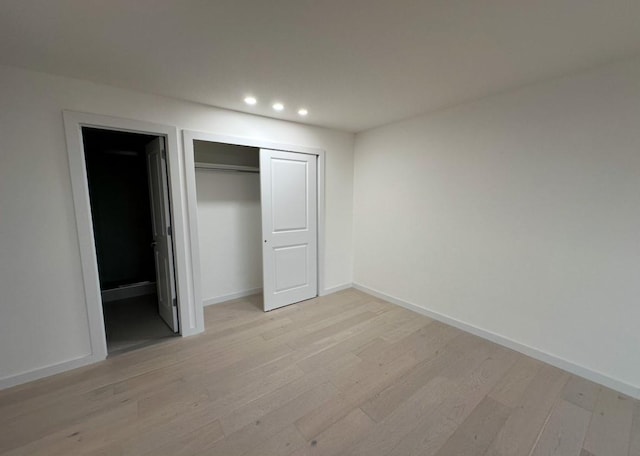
195, 169, 262, 303
353, 57, 640, 392
0, 64, 354, 384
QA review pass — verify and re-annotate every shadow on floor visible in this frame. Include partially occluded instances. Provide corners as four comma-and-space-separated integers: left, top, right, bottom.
103, 293, 176, 355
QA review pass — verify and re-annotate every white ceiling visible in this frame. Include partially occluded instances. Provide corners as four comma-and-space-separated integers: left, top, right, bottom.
1, 1, 640, 132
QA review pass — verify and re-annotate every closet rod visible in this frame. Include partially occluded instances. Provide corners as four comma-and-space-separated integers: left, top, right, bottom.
194, 162, 259, 173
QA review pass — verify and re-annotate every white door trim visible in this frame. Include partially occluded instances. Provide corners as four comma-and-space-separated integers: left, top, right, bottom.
182, 130, 327, 320
63, 111, 203, 362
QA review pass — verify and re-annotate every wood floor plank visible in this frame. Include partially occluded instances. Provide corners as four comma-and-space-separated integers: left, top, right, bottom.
242, 424, 307, 456
384, 347, 518, 456
220, 353, 359, 436
0, 348, 181, 426
378, 310, 432, 343
0, 402, 138, 456
295, 353, 418, 439
199, 381, 339, 456
360, 332, 487, 422
286, 311, 380, 349
360, 320, 459, 366
433, 396, 511, 456
483, 364, 570, 456
329, 350, 418, 393
488, 356, 543, 407
582, 388, 634, 456
344, 374, 455, 456
141, 419, 224, 456
561, 375, 602, 412
629, 401, 640, 456
292, 408, 374, 456
353, 337, 391, 358
64, 359, 311, 454
295, 308, 416, 373
0, 390, 140, 453
529, 400, 591, 456
344, 340, 506, 456
261, 301, 371, 341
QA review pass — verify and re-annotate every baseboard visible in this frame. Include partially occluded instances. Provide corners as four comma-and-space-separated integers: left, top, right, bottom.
0, 353, 103, 391
203, 288, 263, 306
352, 282, 640, 400
320, 282, 353, 296
102, 282, 156, 303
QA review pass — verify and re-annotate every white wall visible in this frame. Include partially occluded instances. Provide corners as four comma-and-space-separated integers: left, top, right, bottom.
0, 64, 354, 385
353, 57, 640, 396
195, 169, 262, 303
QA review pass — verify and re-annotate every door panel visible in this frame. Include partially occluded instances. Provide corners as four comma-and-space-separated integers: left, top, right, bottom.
274, 244, 308, 292
260, 149, 317, 311
271, 159, 309, 231
146, 137, 179, 332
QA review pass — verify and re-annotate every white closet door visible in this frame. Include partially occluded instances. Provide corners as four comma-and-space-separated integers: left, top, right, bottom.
146, 137, 179, 332
260, 149, 318, 311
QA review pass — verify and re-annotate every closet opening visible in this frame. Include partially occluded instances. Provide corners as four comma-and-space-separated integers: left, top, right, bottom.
191, 137, 320, 313
194, 141, 264, 309
82, 127, 179, 355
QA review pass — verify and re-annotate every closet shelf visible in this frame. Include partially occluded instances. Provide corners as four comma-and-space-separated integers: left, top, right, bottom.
194, 162, 259, 173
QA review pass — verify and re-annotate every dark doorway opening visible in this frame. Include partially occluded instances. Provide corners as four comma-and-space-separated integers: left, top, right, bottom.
82, 127, 178, 354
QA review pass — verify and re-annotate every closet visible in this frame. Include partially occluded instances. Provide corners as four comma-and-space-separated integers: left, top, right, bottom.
194, 141, 263, 306
193, 140, 319, 311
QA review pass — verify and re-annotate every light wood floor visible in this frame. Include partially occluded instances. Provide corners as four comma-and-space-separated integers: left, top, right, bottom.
0, 289, 638, 456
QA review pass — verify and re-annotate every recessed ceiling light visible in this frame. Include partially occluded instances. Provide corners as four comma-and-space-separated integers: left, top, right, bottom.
244, 96, 257, 105
298, 108, 308, 116
272, 102, 284, 111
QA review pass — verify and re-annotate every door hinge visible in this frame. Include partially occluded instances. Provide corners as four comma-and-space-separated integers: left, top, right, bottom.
167, 225, 172, 236
161, 148, 166, 160
172, 297, 177, 308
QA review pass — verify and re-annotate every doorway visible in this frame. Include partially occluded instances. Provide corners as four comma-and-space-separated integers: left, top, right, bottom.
82, 127, 178, 354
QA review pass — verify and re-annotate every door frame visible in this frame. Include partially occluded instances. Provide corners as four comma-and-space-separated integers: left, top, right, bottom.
64, 111, 202, 361
182, 130, 326, 317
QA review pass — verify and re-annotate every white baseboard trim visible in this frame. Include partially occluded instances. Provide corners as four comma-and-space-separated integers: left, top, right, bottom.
203, 288, 263, 306
0, 353, 104, 391
353, 282, 640, 400
320, 282, 353, 296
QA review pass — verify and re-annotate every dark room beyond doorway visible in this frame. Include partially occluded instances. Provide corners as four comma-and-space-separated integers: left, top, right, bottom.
82, 127, 178, 354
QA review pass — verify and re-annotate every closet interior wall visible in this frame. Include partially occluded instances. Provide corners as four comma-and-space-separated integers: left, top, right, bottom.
194, 141, 263, 305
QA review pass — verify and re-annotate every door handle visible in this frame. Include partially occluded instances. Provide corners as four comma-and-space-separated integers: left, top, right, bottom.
151, 241, 157, 248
